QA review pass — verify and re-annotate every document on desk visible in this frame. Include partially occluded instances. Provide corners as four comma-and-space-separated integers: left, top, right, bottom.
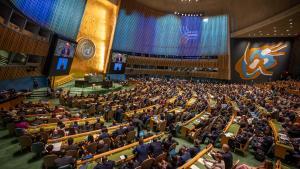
52, 142, 62, 151
190, 164, 200, 169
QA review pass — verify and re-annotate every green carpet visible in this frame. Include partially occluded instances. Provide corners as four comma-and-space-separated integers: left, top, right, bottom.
0, 129, 296, 169
0, 129, 42, 169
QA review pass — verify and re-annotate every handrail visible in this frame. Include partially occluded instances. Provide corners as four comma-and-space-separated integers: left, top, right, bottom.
178, 144, 213, 169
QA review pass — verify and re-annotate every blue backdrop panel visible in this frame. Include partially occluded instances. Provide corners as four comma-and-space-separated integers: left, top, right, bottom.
113, 10, 228, 57
11, 0, 86, 39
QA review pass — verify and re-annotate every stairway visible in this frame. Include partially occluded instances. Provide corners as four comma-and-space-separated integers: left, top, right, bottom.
27, 87, 49, 99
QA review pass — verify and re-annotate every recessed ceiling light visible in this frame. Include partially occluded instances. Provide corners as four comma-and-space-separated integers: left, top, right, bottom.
290, 22, 293, 25
286, 29, 289, 32
274, 30, 277, 32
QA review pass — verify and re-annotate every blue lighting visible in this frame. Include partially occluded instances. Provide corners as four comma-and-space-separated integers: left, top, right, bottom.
113, 10, 228, 57
11, 0, 86, 39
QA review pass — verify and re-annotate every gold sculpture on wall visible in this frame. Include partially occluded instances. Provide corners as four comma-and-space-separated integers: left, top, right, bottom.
70, 0, 119, 78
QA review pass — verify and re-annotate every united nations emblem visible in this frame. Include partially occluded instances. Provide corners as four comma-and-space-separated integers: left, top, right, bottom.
76, 38, 95, 60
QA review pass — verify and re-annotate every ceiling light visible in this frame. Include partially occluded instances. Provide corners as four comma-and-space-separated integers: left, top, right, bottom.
286, 29, 289, 32
274, 30, 277, 32
203, 18, 209, 22
273, 27, 276, 29
289, 19, 293, 22
290, 22, 293, 25
290, 25, 293, 28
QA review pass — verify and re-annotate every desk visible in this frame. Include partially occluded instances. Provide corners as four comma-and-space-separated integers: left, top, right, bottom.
167, 90, 183, 104
149, 117, 165, 130
269, 120, 294, 159
207, 93, 217, 112
178, 144, 213, 169
221, 112, 240, 145
180, 111, 209, 137
255, 104, 271, 116
287, 89, 300, 96
124, 104, 160, 118
27, 117, 104, 134
167, 107, 185, 114
186, 97, 197, 107
0, 94, 25, 110
47, 123, 126, 144
76, 133, 165, 168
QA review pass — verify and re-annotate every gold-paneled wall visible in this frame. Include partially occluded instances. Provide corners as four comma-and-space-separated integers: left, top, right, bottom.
70, 0, 119, 78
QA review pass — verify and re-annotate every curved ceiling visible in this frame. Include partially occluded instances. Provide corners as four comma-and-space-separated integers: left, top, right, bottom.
135, 0, 300, 32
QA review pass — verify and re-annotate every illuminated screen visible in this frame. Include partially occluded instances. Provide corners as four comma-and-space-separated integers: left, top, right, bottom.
54, 39, 76, 58
113, 10, 228, 57
11, 0, 86, 39
44, 37, 77, 76
109, 53, 127, 74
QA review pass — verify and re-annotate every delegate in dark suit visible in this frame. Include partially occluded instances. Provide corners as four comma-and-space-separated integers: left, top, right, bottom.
149, 139, 163, 157
133, 138, 149, 163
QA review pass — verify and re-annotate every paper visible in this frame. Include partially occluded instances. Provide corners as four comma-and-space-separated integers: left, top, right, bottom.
120, 155, 126, 160
225, 132, 234, 137
198, 158, 204, 164
190, 165, 200, 169
52, 142, 62, 151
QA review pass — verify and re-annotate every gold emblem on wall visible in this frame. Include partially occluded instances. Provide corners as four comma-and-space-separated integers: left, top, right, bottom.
76, 38, 96, 60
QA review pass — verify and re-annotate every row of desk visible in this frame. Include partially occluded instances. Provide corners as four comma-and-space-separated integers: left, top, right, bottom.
76, 133, 166, 168
0, 94, 25, 110
268, 119, 294, 159
180, 111, 210, 137
178, 144, 213, 169
221, 98, 240, 146
27, 117, 105, 134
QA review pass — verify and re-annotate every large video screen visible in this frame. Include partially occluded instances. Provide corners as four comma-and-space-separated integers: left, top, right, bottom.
54, 39, 76, 58
109, 53, 127, 74
45, 36, 77, 76
112, 10, 228, 57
